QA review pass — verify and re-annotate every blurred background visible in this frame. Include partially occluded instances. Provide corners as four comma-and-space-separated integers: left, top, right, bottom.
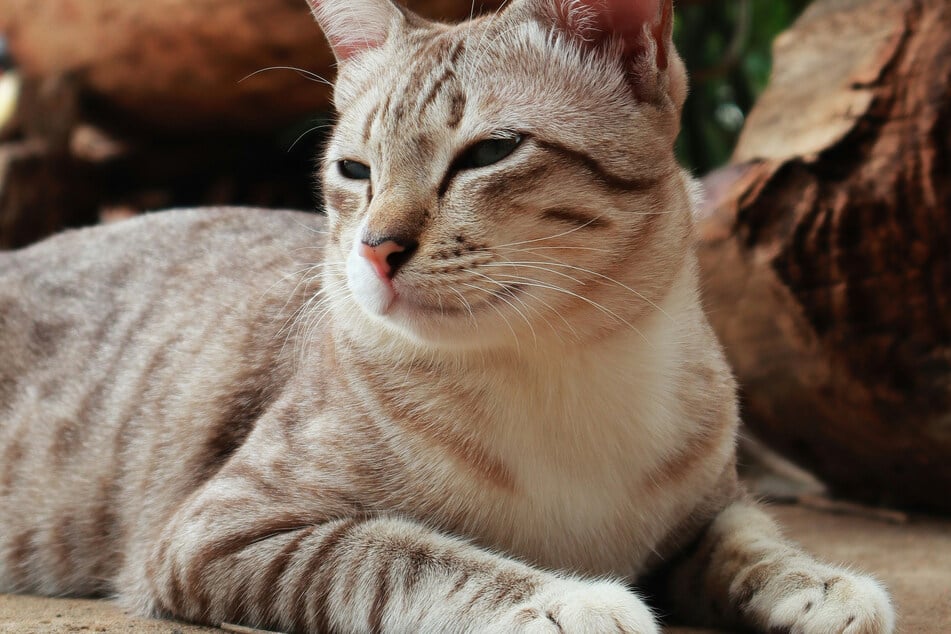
0, 0, 948, 516
674, 0, 810, 172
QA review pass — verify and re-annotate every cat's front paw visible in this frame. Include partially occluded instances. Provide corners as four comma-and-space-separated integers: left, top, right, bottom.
501, 578, 659, 634
746, 565, 895, 634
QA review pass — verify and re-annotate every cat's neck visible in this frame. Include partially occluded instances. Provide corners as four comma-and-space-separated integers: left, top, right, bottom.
322, 256, 701, 410
310, 258, 704, 495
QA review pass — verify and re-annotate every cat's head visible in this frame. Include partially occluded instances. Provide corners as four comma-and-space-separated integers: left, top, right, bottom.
311, 0, 694, 351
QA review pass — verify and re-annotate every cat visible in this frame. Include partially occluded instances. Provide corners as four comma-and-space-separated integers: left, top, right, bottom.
0, 0, 895, 632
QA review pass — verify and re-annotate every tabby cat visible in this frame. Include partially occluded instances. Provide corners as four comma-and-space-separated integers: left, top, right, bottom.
0, 0, 895, 632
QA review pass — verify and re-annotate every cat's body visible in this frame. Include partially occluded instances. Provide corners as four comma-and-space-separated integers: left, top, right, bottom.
0, 205, 731, 591
0, 0, 894, 632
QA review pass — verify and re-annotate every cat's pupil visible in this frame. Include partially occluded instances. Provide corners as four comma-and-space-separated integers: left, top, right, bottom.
458, 135, 523, 170
339, 160, 371, 180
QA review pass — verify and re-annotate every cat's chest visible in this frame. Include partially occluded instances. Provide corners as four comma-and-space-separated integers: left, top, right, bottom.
383, 378, 691, 577
309, 337, 701, 576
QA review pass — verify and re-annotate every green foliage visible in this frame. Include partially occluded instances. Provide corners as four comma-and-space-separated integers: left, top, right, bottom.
673, 0, 812, 174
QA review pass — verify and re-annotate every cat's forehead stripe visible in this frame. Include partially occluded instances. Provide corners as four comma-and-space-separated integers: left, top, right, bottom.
362, 103, 380, 143
445, 91, 466, 130
361, 32, 468, 137
417, 66, 457, 117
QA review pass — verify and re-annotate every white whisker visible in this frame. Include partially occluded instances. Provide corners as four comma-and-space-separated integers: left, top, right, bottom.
239, 66, 332, 86
288, 123, 335, 152
448, 287, 477, 326
461, 282, 521, 354
501, 244, 614, 255
470, 271, 569, 342
467, 275, 537, 348
484, 259, 672, 321
491, 216, 603, 250
488, 274, 652, 347
479, 261, 585, 286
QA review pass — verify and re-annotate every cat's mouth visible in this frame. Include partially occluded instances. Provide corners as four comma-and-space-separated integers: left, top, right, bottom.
345, 247, 525, 323
351, 277, 523, 327
389, 282, 524, 317
389, 290, 463, 316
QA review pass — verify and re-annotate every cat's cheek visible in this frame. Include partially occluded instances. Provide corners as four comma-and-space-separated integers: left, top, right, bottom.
346, 247, 395, 316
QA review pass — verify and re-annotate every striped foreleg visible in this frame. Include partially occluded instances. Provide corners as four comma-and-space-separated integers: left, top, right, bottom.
664, 500, 894, 633
143, 496, 659, 633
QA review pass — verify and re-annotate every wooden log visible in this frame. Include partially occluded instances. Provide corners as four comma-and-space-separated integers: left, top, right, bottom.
697, 0, 951, 512
0, 0, 505, 133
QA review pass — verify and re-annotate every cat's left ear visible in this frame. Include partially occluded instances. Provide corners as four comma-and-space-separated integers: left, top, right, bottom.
520, 0, 686, 112
307, 0, 403, 63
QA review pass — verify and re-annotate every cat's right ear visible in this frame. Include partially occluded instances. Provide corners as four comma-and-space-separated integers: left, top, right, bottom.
513, 0, 686, 113
307, 0, 402, 63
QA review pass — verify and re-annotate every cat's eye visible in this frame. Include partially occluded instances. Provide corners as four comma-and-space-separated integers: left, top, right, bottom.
338, 160, 371, 180
457, 135, 523, 170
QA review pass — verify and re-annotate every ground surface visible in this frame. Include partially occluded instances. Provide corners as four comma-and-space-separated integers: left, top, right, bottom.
1, 503, 949, 633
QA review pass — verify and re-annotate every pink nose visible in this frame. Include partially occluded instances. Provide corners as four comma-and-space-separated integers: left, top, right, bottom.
358, 239, 416, 280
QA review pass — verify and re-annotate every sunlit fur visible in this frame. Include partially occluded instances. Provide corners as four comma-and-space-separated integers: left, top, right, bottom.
0, 1, 894, 632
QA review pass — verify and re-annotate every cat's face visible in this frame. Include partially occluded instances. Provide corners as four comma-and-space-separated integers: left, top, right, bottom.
315, 0, 692, 350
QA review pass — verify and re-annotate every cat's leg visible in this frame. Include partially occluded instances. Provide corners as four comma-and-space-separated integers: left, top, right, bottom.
138, 491, 658, 633
664, 499, 895, 633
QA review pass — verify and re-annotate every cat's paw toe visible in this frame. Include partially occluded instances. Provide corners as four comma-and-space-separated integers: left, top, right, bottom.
758, 568, 895, 634
506, 578, 658, 633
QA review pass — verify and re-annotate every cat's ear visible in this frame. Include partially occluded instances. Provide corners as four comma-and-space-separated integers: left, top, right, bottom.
521, 0, 686, 111
307, 0, 403, 62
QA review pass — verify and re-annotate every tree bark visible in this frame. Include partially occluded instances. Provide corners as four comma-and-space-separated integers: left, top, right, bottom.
697, 0, 951, 512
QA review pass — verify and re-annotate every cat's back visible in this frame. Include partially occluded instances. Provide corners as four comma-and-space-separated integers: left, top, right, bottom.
1, 206, 325, 365
2, 206, 324, 295
0, 207, 325, 596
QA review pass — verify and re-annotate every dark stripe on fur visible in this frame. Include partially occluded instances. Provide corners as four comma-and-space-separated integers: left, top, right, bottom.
446, 91, 466, 129
489, 569, 538, 606
418, 67, 456, 115
300, 518, 363, 633
8, 529, 36, 590
536, 139, 658, 191
258, 527, 315, 622
1, 438, 24, 495
402, 545, 432, 596
541, 207, 610, 229
49, 514, 76, 581
368, 554, 392, 633
363, 103, 380, 142
184, 514, 314, 606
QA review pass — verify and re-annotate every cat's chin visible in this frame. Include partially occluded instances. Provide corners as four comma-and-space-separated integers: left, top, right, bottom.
346, 269, 445, 337
349, 286, 494, 349
345, 251, 462, 321
345, 252, 523, 349
355, 289, 464, 328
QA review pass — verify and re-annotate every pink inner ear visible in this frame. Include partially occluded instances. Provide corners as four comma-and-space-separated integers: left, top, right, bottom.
331, 36, 386, 63
307, 0, 392, 62
569, 0, 668, 68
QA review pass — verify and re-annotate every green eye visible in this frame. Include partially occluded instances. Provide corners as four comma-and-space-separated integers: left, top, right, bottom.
338, 160, 371, 180
458, 135, 523, 170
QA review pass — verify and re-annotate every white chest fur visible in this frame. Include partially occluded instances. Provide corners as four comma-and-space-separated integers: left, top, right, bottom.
399, 308, 709, 577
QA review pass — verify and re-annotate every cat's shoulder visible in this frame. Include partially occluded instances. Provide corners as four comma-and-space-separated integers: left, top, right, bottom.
2, 207, 326, 287
13, 207, 324, 256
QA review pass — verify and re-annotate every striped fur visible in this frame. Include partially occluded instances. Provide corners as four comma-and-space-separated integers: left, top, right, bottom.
0, 1, 893, 632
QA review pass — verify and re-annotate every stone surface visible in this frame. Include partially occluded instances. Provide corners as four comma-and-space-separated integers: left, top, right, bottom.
0, 504, 948, 633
